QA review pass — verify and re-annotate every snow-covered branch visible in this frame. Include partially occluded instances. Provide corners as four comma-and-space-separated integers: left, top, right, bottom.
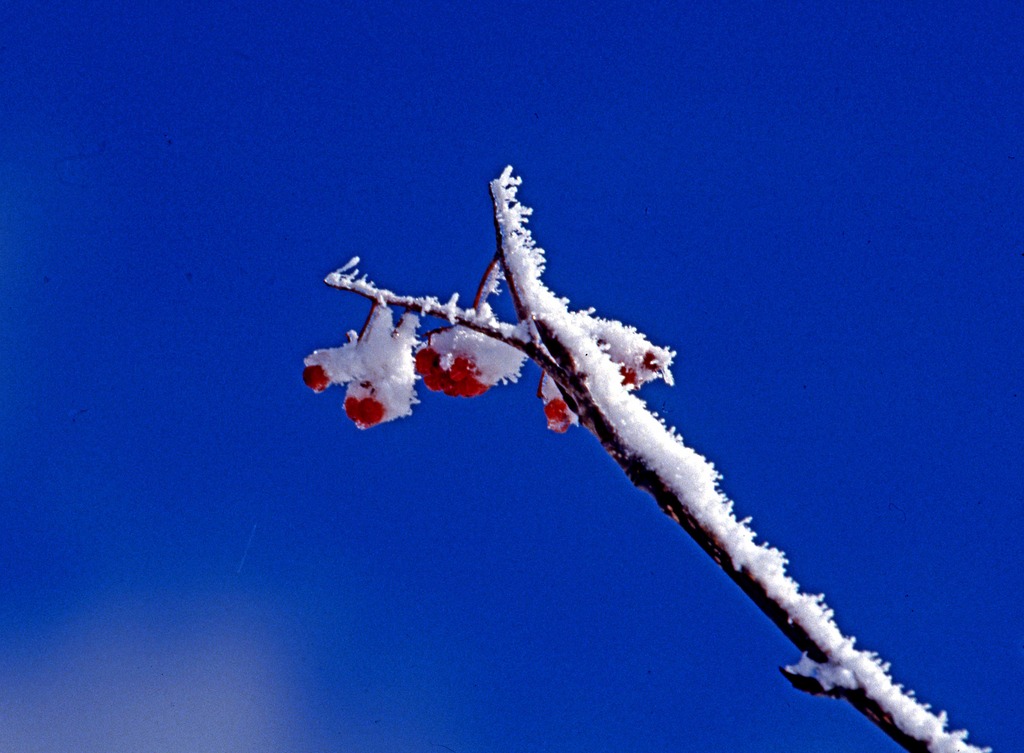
323, 257, 528, 348
303, 168, 989, 753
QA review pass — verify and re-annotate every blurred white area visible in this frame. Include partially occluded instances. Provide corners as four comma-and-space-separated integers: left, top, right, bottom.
0, 597, 307, 752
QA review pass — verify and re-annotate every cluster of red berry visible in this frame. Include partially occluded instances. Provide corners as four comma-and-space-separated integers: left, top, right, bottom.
344, 395, 386, 429
619, 350, 660, 388
304, 365, 388, 429
414, 347, 489, 398
304, 335, 662, 433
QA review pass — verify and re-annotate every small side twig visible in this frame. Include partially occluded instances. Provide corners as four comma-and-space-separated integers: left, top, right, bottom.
488, 183, 529, 325
324, 266, 526, 350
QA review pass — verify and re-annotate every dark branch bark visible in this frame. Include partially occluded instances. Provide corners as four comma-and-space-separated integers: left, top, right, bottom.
320, 177, 984, 753
488, 183, 530, 328
323, 273, 530, 353
480, 175, 943, 749
529, 315, 939, 753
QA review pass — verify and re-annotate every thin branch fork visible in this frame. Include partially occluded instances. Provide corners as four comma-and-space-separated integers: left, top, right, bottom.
319, 180, 985, 753
322, 258, 572, 402
323, 268, 529, 352
485, 197, 956, 753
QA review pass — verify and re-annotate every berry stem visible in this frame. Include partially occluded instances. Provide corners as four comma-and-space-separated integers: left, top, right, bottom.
472, 256, 502, 310
356, 301, 379, 341
324, 272, 528, 353
488, 183, 529, 327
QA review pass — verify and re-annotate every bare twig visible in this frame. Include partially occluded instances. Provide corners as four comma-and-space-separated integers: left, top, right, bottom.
488, 182, 530, 327
472, 256, 502, 310
317, 175, 987, 753
485, 181, 978, 753
324, 265, 527, 351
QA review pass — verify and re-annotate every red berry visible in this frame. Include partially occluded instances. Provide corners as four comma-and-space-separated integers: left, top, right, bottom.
303, 364, 330, 392
449, 355, 476, 382
446, 356, 481, 397
345, 396, 385, 429
419, 350, 490, 398
642, 351, 659, 371
422, 368, 447, 392
457, 376, 488, 397
415, 348, 440, 376
417, 348, 450, 393
620, 365, 637, 387
544, 399, 571, 433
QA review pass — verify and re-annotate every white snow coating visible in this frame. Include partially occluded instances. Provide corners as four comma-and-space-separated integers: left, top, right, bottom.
575, 312, 675, 388
307, 168, 988, 752
488, 166, 989, 753
324, 260, 527, 344
304, 305, 420, 424
539, 372, 579, 427
441, 293, 460, 323
425, 325, 526, 386
539, 371, 566, 402
786, 652, 859, 691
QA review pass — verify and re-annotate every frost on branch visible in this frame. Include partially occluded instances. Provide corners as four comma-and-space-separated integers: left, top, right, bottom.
303, 167, 990, 753
304, 305, 419, 429
578, 313, 675, 389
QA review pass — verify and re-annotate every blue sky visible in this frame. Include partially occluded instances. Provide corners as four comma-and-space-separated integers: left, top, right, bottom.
1, 2, 1021, 751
